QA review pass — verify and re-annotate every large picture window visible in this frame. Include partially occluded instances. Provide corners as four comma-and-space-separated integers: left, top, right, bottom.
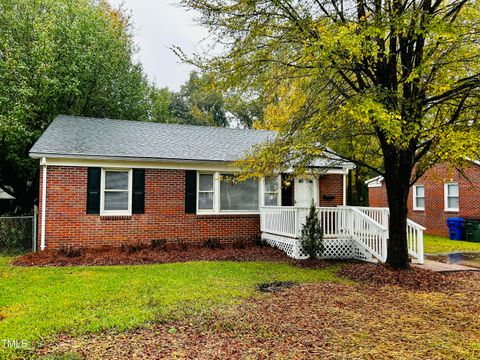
444, 182, 459, 211
220, 175, 259, 211
101, 169, 132, 215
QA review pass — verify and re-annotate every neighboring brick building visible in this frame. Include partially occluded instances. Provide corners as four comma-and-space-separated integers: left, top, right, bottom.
31, 115, 351, 250
367, 162, 480, 236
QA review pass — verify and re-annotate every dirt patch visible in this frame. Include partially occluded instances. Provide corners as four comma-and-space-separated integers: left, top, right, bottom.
37, 271, 480, 359
13, 243, 295, 267
337, 263, 461, 291
256, 281, 296, 293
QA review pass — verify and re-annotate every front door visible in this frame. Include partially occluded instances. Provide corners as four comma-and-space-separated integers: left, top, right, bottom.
294, 177, 318, 207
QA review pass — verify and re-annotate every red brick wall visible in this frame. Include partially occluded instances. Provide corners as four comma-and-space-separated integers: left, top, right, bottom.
319, 174, 344, 206
38, 167, 260, 250
367, 163, 480, 236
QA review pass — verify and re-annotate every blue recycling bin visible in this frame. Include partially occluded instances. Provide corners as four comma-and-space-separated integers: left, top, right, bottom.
446, 217, 465, 240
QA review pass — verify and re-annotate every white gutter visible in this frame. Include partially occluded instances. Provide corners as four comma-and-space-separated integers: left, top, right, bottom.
343, 173, 347, 206
40, 157, 47, 250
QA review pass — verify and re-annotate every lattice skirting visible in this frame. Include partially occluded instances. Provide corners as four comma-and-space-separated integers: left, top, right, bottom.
262, 232, 377, 262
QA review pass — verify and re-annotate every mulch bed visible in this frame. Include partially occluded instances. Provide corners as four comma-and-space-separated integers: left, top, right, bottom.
337, 262, 466, 291
13, 243, 294, 267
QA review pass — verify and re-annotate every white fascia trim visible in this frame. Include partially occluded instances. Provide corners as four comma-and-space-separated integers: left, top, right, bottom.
365, 176, 384, 188
40, 157, 47, 250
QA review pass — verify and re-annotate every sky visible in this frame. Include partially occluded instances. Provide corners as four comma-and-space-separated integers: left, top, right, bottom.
108, 0, 210, 91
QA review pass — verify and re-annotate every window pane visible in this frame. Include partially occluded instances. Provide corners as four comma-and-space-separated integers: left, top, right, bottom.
105, 171, 128, 190
104, 191, 129, 210
265, 176, 279, 192
199, 174, 213, 191
448, 197, 459, 210
448, 184, 458, 196
198, 192, 214, 210
416, 198, 425, 209
264, 193, 278, 206
220, 176, 259, 211
416, 186, 424, 197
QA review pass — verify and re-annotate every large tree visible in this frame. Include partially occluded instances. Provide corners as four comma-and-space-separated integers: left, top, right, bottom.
180, 0, 480, 268
0, 0, 151, 213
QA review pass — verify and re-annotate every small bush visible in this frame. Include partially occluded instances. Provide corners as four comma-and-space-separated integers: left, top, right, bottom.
59, 246, 82, 258
151, 239, 167, 251
120, 242, 145, 254
253, 235, 268, 247
203, 238, 223, 249
233, 238, 246, 249
300, 202, 325, 260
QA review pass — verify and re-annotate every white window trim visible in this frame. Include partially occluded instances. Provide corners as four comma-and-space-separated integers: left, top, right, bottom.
197, 171, 265, 215
444, 182, 459, 212
262, 175, 282, 207
100, 168, 133, 216
412, 185, 425, 211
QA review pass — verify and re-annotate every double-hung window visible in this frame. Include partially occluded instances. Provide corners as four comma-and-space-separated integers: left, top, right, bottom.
101, 169, 132, 215
444, 182, 459, 211
413, 185, 425, 211
198, 173, 214, 211
264, 176, 281, 206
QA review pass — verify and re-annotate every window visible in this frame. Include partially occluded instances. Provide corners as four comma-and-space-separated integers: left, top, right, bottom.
101, 169, 132, 215
413, 185, 425, 210
198, 173, 214, 211
445, 182, 459, 211
220, 174, 259, 211
264, 176, 280, 206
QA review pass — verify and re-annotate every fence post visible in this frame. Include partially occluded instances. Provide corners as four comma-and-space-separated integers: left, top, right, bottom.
32, 206, 38, 252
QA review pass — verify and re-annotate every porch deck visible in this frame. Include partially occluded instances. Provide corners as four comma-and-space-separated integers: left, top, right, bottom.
260, 206, 425, 264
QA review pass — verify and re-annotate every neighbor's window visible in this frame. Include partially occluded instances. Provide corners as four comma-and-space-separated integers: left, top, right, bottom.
198, 173, 214, 211
101, 169, 132, 215
264, 176, 280, 206
220, 174, 259, 211
413, 185, 425, 210
444, 182, 459, 211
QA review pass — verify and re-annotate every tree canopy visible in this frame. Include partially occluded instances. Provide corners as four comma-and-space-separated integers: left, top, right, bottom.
0, 0, 151, 212
180, 0, 480, 268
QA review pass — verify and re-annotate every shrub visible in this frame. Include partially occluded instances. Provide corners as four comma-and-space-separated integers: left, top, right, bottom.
233, 238, 246, 249
120, 242, 145, 254
300, 202, 324, 260
59, 246, 82, 258
253, 235, 267, 247
203, 238, 223, 249
151, 239, 167, 251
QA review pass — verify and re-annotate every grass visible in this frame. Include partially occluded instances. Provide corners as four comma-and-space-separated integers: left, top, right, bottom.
0, 255, 340, 356
424, 234, 480, 254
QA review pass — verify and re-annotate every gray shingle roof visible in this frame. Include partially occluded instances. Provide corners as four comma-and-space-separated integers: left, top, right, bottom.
30, 115, 352, 168
30, 115, 276, 162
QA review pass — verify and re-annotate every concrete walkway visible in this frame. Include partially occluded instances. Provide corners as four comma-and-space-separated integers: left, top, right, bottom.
414, 260, 480, 272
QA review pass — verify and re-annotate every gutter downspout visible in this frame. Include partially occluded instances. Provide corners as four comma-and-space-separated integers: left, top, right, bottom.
40, 157, 47, 250
342, 171, 347, 206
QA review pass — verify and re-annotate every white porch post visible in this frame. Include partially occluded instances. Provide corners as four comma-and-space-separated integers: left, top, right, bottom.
342, 172, 347, 206
40, 157, 47, 250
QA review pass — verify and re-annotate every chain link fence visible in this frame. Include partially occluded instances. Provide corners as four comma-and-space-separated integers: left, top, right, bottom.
0, 212, 36, 253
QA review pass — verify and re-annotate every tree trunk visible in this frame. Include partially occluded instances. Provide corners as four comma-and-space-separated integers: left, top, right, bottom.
383, 151, 414, 269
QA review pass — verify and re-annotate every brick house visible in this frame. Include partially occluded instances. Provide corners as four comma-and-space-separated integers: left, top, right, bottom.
31, 115, 353, 251
367, 162, 480, 236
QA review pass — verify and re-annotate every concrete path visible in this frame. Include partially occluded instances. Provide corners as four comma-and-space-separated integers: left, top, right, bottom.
414, 260, 480, 272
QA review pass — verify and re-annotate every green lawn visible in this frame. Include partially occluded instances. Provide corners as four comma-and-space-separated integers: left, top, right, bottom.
424, 234, 480, 254
0, 256, 340, 357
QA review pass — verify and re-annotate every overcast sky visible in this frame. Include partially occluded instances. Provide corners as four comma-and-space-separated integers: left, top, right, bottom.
108, 0, 209, 91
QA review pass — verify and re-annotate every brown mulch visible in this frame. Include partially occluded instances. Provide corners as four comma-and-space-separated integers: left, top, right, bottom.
13, 243, 295, 267
337, 262, 462, 291
37, 272, 480, 359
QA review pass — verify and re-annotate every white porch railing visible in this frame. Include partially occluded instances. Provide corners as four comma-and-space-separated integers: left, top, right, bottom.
260, 206, 424, 264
